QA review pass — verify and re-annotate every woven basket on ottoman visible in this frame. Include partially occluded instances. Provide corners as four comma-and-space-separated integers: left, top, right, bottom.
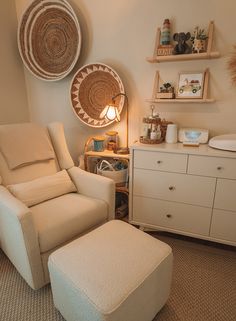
48, 220, 173, 321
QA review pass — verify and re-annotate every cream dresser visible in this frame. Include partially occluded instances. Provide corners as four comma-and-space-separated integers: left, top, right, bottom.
129, 142, 236, 246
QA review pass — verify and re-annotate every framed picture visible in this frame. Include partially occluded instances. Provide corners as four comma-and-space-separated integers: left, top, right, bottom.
176, 72, 205, 98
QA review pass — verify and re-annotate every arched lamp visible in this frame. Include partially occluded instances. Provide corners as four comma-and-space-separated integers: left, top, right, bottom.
100, 93, 129, 154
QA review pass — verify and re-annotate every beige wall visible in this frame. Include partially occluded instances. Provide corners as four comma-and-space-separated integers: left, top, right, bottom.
0, 0, 29, 124
15, 0, 236, 161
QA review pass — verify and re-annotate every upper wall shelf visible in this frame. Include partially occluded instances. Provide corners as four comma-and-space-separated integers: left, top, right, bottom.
146, 51, 220, 63
147, 21, 220, 63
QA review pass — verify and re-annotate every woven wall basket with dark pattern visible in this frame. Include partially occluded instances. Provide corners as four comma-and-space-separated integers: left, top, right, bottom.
70, 63, 125, 128
18, 0, 81, 81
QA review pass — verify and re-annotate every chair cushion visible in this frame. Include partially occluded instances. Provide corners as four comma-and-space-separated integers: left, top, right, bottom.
0, 153, 59, 186
0, 123, 55, 169
7, 170, 76, 207
30, 193, 108, 253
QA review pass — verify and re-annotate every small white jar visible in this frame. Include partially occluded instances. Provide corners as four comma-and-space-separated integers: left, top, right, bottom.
165, 124, 178, 143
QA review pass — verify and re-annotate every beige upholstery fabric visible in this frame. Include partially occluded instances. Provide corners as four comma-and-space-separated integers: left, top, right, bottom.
0, 153, 59, 186
49, 220, 173, 321
47, 122, 74, 170
40, 218, 107, 285
68, 166, 115, 221
0, 123, 55, 169
31, 193, 108, 253
0, 186, 44, 289
0, 122, 115, 290
0, 122, 60, 186
7, 170, 76, 207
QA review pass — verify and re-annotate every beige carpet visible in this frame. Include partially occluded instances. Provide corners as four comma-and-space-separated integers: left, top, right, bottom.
0, 232, 236, 321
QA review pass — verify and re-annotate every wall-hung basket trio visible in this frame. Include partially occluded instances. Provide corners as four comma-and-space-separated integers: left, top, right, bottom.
17, 0, 125, 128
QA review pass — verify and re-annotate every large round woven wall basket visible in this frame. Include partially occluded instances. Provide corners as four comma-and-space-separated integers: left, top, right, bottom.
70, 63, 125, 128
18, 0, 81, 81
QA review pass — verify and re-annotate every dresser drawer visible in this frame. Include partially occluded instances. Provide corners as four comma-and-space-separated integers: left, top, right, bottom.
133, 169, 215, 207
214, 179, 236, 211
132, 196, 212, 236
210, 209, 236, 242
133, 150, 187, 173
188, 155, 236, 179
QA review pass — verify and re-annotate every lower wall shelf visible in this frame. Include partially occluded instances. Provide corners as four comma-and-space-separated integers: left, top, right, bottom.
146, 98, 215, 103
148, 69, 215, 104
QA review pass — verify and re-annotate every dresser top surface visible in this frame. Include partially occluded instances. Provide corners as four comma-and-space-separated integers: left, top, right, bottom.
131, 142, 236, 159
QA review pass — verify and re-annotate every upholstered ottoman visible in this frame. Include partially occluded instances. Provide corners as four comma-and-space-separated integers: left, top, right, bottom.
48, 220, 173, 321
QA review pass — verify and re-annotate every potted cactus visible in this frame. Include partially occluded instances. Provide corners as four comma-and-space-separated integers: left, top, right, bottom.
191, 26, 208, 53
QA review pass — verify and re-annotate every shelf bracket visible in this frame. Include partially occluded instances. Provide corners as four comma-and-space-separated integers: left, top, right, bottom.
203, 68, 210, 100
153, 28, 161, 58
152, 71, 160, 100
207, 21, 214, 55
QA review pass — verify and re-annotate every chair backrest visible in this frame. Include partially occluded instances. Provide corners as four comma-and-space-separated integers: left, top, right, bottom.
0, 122, 74, 186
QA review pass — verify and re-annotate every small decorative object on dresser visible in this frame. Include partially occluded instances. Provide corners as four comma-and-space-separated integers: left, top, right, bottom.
178, 128, 209, 144
165, 124, 178, 143
140, 106, 172, 144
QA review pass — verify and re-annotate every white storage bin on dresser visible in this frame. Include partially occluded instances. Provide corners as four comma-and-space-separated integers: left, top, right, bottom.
129, 142, 236, 246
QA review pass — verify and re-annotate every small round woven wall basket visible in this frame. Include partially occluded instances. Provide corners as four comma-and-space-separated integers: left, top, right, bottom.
18, 0, 81, 81
70, 63, 125, 128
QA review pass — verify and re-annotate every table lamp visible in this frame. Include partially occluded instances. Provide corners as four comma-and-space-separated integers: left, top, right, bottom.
100, 93, 129, 154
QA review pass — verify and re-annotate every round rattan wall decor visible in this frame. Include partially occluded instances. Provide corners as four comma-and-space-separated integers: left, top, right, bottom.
70, 63, 125, 128
18, 0, 81, 81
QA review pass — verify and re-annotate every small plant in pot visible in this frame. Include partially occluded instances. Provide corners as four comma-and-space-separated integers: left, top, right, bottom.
191, 26, 208, 53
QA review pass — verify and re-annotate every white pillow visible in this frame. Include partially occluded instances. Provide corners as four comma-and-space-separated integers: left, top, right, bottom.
7, 170, 77, 207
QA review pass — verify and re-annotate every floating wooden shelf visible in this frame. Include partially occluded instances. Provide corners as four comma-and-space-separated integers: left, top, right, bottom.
148, 21, 220, 63
148, 69, 215, 103
146, 51, 220, 63
146, 98, 215, 103
147, 21, 218, 105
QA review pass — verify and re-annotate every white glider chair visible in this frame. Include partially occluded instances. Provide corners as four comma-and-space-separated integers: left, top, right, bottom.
0, 122, 115, 290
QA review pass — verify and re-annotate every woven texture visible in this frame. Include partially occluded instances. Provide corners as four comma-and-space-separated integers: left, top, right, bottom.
18, 0, 81, 81
70, 63, 125, 127
0, 232, 235, 321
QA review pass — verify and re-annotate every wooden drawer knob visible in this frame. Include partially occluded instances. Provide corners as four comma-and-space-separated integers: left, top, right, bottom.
166, 214, 172, 218
217, 166, 222, 170
168, 186, 175, 191
157, 160, 162, 164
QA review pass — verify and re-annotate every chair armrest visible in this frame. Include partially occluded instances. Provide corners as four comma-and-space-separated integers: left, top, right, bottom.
0, 186, 44, 289
0, 185, 30, 220
68, 166, 115, 220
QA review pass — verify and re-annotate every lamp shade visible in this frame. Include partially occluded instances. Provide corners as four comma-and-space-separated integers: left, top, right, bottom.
100, 104, 120, 122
